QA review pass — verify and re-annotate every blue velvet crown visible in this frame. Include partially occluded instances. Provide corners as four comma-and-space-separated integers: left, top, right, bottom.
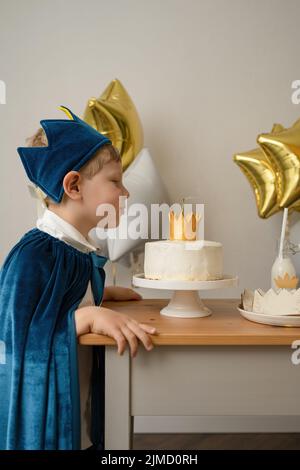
17, 105, 112, 203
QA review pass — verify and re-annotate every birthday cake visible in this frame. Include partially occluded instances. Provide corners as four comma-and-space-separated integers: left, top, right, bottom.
144, 239, 223, 281
144, 209, 223, 281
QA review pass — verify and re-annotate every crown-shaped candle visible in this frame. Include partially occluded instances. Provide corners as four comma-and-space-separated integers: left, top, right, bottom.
169, 208, 201, 241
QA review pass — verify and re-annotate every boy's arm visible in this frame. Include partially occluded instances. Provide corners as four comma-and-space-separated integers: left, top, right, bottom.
75, 305, 156, 358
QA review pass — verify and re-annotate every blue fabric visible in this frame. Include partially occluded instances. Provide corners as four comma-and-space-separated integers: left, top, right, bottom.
17, 105, 111, 203
0, 228, 108, 450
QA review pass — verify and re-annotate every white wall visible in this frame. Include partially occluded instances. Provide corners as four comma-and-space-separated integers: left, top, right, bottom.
1, 0, 300, 432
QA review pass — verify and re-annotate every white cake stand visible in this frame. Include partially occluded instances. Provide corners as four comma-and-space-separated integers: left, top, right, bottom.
132, 273, 239, 318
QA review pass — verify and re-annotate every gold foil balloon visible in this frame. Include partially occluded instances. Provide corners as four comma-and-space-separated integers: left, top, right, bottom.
83, 79, 143, 171
233, 146, 279, 218
258, 118, 300, 211
233, 121, 300, 218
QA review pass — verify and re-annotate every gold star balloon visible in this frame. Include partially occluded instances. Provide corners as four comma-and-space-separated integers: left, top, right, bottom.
233, 121, 300, 218
233, 146, 279, 218
83, 79, 143, 171
258, 118, 300, 211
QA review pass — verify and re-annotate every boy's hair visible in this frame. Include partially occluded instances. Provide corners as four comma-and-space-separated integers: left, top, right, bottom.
25, 127, 121, 206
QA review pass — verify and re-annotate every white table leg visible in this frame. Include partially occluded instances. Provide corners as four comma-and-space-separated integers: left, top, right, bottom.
105, 346, 133, 449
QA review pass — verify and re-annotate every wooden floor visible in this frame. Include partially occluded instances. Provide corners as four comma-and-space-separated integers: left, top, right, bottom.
133, 433, 300, 450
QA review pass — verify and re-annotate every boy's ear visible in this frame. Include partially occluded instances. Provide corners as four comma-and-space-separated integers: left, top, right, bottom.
62, 171, 82, 200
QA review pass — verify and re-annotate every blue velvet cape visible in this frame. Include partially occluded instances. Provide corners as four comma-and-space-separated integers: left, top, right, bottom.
0, 228, 108, 450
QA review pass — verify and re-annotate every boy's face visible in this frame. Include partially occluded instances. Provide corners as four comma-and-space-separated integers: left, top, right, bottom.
81, 159, 129, 230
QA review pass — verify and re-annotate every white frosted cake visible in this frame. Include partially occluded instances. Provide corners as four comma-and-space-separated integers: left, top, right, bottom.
144, 239, 223, 281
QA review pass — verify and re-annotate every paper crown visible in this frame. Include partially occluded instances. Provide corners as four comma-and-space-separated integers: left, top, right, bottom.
17, 105, 112, 203
241, 287, 300, 316
253, 288, 300, 316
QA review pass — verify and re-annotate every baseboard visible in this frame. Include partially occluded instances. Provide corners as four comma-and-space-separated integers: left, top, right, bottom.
134, 416, 300, 433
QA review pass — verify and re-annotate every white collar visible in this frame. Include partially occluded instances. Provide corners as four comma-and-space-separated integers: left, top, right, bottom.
36, 208, 99, 254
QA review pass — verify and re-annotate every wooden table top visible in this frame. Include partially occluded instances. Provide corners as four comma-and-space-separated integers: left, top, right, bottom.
78, 298, 300, 346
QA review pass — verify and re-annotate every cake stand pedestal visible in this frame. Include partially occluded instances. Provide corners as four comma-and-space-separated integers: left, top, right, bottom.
132, 274, 239, 318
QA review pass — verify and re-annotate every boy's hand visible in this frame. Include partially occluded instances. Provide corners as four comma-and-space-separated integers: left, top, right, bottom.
75, 306, 157, 358
103, 286, 142, 301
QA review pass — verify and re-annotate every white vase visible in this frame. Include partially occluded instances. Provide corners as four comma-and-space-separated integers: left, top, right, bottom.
271, 255, 296, 292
